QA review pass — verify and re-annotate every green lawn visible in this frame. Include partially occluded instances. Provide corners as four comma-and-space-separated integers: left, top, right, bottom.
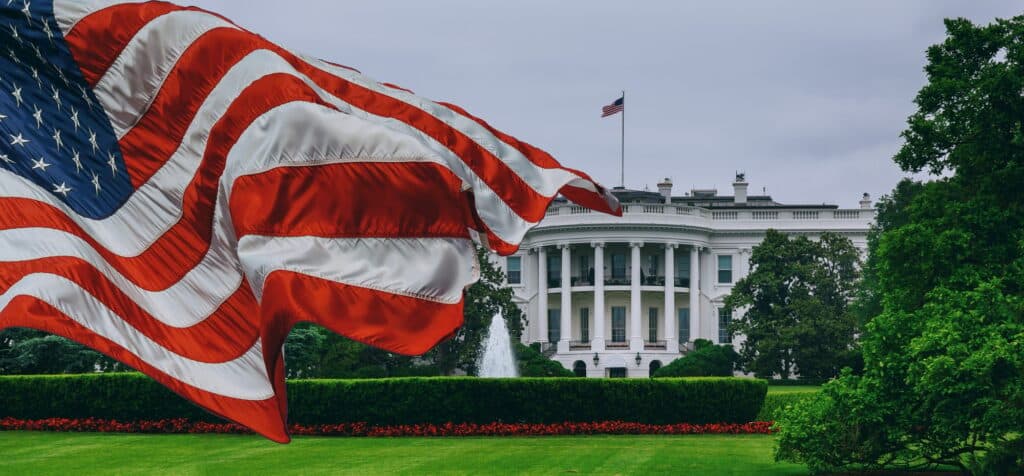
0, 432, 807, 475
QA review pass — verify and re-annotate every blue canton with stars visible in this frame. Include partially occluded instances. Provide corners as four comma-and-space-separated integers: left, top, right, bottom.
1, 0, 130, 219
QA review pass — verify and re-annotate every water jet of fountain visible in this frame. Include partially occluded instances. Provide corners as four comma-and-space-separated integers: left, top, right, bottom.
478, 313, 519, 377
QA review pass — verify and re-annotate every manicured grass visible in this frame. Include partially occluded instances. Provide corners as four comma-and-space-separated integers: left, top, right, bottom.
0, 432, 807, 475
767, 385, 821, 394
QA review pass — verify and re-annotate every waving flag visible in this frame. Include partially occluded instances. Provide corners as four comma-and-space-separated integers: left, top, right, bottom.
0, 0, 620, 442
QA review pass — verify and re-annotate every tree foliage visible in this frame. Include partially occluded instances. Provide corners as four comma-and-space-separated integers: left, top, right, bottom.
776, 15, 1024, 474
724, 230, 861, 380
0, 328, 125, 374
653, 339, 738, 377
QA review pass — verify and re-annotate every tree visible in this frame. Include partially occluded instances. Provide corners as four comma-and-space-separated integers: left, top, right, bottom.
515, 342, 573, 377
0, 328, 126, 374
426, 245, 524, 375
776, 15, 1024, 474
653, 339, 738, 377
724, 230, 861, 380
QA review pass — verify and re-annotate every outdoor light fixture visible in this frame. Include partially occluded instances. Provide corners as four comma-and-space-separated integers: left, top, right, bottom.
635, 353, 642, 366
593, 353, 600, 366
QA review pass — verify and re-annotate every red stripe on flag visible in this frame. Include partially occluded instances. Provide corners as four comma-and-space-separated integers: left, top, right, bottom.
0, 257, 257, 362
258, 271, 465, 359
229, 162, 474, 239
64, 1, 188, 86
0, 296, 289, 443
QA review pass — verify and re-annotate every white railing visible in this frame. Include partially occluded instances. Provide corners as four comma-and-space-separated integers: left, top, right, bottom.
541, 203, 869, 224
792, 211, 819, 220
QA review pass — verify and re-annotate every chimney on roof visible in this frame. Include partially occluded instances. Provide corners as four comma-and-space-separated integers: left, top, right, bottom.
860, 192, 872, 209
657, 178, 673, 204
733, 172, 748, 205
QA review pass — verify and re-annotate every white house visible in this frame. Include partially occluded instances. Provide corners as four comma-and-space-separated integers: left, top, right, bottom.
499, 174, 874, 377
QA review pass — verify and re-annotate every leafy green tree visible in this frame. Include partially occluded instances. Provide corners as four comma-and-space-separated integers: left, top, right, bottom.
515, 342, 573, 377
724, 230, 861, 379
777, 15, 1024, 474
0, 329, 125, 374
283, 323, 327, 378
653, 339, 738, 377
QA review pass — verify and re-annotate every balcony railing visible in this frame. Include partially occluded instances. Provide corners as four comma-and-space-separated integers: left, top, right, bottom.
644, 340, 667, 350
569, 340, 591, 350
606, 341, 629, 349
547, 278, 562, 288
570, 276, 593, 286
541, 203, 872, 224
674, 277, 691, 287
604, 277, 631, 286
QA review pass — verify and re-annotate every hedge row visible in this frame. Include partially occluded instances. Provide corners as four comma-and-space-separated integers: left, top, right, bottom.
0, 374, 767, 425
756, 392, 819, 421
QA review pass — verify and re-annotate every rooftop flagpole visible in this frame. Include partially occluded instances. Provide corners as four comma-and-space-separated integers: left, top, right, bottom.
620, 90, 625, 188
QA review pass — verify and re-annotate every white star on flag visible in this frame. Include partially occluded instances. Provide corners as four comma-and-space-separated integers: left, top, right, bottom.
30, 156, 49, 171
9, 132, 28, 146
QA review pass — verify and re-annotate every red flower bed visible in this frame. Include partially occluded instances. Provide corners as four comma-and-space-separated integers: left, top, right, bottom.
0, 417, 774, 436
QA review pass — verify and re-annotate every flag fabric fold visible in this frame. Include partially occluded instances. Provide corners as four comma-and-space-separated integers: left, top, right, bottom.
0, 0, 620, 442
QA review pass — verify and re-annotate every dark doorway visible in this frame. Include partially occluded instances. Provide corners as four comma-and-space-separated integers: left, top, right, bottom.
573, 361, 586, 377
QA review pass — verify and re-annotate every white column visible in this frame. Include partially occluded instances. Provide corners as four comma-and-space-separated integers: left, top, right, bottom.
689, 246, 700, 343
591, 242, 606, 351
664, 243, 677, 353
630, 241, 643, 351
537, 246, 548, 343
558, 243, 571, 353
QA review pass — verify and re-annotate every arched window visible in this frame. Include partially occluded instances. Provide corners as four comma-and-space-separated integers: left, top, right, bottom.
649, 360, 663, 377
572, 360, 587, 377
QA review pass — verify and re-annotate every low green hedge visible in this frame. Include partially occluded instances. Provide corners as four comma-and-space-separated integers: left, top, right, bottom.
0, 374, 767, 425
756, 391, 819, 421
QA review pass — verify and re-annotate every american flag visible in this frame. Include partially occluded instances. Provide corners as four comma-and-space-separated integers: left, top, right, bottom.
601, 96, 624, 117
0, 0, 620, 442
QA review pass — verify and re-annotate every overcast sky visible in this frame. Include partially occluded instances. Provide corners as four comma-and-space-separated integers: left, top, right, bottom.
192, 1, 1020, 208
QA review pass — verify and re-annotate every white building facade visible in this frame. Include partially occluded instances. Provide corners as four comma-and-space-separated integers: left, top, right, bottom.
500, 175, 875, 378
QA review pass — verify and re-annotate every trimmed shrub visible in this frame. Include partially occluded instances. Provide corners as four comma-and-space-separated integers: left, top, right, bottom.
0, 374, 767, 425
756, 391, 818, 421
515, 343, 573, 377
653, 340, 738, 377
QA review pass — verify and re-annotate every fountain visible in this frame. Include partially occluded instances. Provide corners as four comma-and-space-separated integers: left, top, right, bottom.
478, 313, 519, 377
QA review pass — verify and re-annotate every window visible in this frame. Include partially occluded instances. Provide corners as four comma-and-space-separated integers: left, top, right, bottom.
572, 361, 587, 378
674, 251, 691, 287
646, 254, 658, 277
578, 255, 591, 284
580, 308, 590, 342
548, 308, 561, 343
611, 307, 626, 342
608, 368, 627, 378
648, 307, 658, 342
506, 256, 521, 284
718, 255, 733, 284
678, 308, 690, 342
611, 253, 626, 279
718, 307, 732, 344
548, 254, 561, 288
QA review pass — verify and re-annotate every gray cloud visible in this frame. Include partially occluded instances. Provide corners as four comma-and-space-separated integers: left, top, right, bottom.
190, 0, 1021, 207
